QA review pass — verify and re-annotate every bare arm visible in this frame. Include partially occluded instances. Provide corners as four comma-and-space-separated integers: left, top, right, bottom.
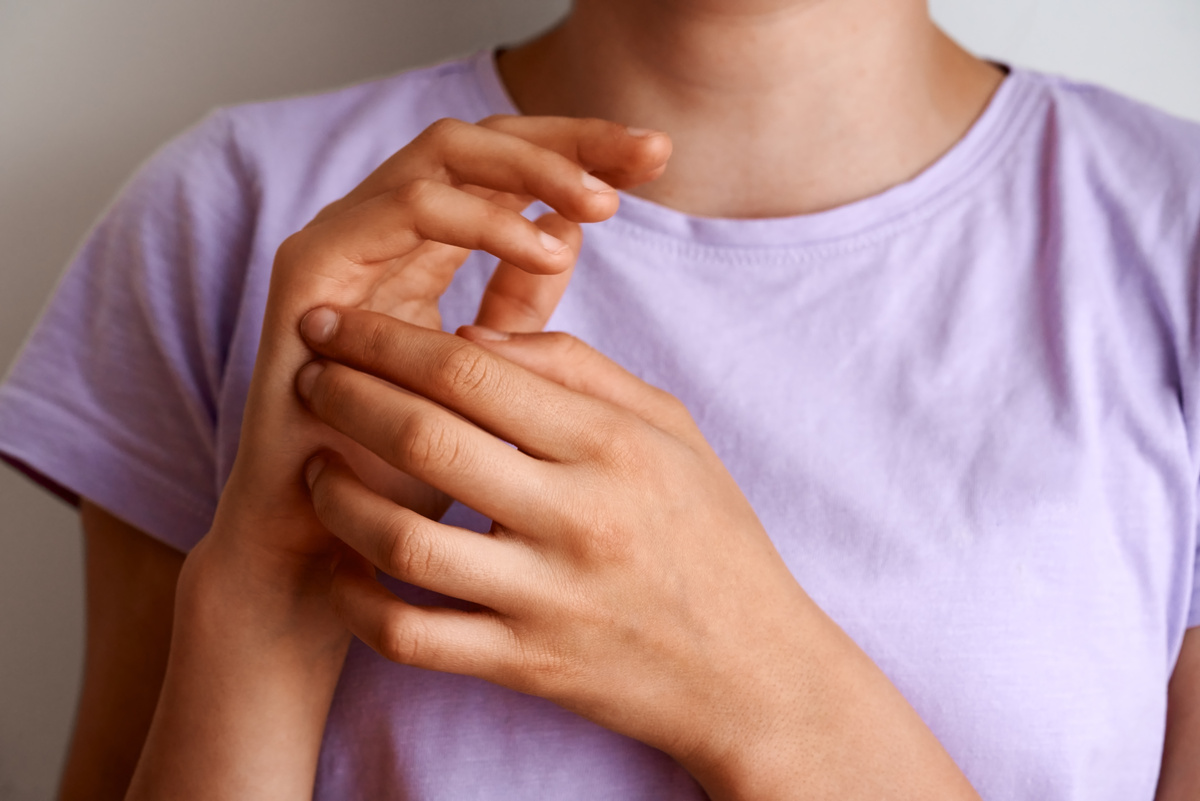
58, 502, 182, 801
61, 503, 345, 801
1157, 627, 1200, 800
57, 118, 661, 799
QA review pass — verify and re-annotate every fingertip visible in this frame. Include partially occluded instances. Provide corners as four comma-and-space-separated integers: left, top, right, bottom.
555, 179, 620, 224
633, 132, 672, 173
624, 126, 659, 138
589, 131, 671, 191
534, 212, 584, 249
304, 454, 328, 489
582, 172, 615, 194
301, 307, 340, 345
296, 361, 326, 401
539, 230, 569, 255
457, 324, 511, 343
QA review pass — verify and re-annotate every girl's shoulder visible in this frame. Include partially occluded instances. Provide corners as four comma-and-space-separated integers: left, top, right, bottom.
212, 51, 501, 192
1013, 66, 1200, 215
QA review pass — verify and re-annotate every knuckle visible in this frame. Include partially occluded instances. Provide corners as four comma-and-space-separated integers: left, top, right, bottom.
395, 412, 464, 475
512, 638, 574, 696
539, 331, 594, 373
504, 628, 578, 695
379, 610, 429, 666
383, 513, 438, 582
391, 177, 437, 208
359, 315, 399, 364
473, 201, 512, 236
591, 416, 647, 470
567, 117, 627, 159
308, 471, 335, 520
423, 116, 464, 143
544, 330, 583, 358
577, 515, 636, 565
477, 114, 514, 131
308, 365, 349, 419
435, 343, 494, 397
654, 389, 692, 423
483, 200, 514, 227
274, 230, 307, 265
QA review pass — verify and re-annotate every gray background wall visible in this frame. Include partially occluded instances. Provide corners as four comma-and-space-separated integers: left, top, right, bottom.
1, 0, 1197, 797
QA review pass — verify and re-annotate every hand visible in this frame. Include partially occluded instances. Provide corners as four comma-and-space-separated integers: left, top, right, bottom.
295, 311, 981, 800
197, 116, 671, 597
293, 307, 829, 792
130, 119, 671, 801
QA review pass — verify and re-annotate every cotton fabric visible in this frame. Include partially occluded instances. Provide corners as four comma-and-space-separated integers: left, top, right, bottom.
2, 50, 1200, 799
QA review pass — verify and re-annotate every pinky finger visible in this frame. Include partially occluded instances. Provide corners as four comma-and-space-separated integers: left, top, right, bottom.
329, 555, 517, 679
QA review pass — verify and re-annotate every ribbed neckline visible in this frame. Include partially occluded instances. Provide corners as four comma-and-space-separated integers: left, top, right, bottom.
467, 49, 1042, 256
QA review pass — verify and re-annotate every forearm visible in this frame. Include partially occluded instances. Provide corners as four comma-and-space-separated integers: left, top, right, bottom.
126, 536, 350, 801
679, 596, 979, 801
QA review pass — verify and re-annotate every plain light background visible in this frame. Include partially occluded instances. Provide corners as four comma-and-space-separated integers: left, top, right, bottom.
1, 0, 1198, 797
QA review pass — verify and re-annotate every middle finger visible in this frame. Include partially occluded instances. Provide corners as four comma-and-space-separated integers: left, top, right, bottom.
307, 455, 543, 610
300, 308, 618, 463
298, 359, 564, 531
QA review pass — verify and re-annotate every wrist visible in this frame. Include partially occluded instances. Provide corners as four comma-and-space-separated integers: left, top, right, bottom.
179, 529, 351, 657
127, 533, 351, 800
672, 598, 834, 800
676, 603, 978, 801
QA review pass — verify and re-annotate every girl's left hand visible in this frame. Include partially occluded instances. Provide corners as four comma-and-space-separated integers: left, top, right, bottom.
294, 308, 978, 801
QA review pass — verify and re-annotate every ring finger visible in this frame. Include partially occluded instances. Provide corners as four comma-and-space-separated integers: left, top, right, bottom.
307, 455, 541, 609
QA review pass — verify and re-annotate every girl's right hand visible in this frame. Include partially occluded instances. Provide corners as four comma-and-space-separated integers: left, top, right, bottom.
193, 117, 671, 612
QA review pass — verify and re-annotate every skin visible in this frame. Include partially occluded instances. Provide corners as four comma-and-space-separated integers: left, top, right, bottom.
295, 309, 977, 798
501, 0, 1005, 217
55, 0, 1200, 798
123, 116, 669, 800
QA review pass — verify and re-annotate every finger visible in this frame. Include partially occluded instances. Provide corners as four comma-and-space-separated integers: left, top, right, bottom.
329, 554, 517, 679
300, 179, 575, 277
474, 213, 581, 333
407, 118, 619, 222
299, 308, 613, 462
456, 329, 694, 440
297, 359, 565, 528
478, 115, 672, 190
329, 117, 669, 226
306, 453, 538, 608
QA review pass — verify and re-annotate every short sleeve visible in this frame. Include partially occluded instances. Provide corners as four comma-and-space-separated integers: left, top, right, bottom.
0, 109, 255, 552
1190, 562, 1200, 628
1191, 238, 1200, 630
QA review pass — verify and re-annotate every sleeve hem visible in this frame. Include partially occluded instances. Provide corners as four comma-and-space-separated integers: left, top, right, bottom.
0, 384, 215, 553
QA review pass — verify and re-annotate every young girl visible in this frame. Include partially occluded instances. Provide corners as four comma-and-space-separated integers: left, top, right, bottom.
1, 0, 1197, 798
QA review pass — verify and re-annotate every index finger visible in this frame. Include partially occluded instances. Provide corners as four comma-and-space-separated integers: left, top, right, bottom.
330, 116, 672, 223
477, 115, 672, 190
299, 306, 615, 462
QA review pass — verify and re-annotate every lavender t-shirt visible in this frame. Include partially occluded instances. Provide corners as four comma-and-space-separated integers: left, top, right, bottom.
3, 50, 1200, 799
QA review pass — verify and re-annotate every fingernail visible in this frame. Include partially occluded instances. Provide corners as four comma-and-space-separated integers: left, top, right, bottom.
296, 361, 325, 400
301, 307, 339, 344
626, 127, 660, 138
305, 456, 326, 488
582, 173, 614, 194
461, 325, 510, 342
540, 231, 568, 254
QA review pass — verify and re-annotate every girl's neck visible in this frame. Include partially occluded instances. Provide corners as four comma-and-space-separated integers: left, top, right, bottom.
498, 0, 1005, 218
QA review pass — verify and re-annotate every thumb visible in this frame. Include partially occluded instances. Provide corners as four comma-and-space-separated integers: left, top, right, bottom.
473, 212, 581, 334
